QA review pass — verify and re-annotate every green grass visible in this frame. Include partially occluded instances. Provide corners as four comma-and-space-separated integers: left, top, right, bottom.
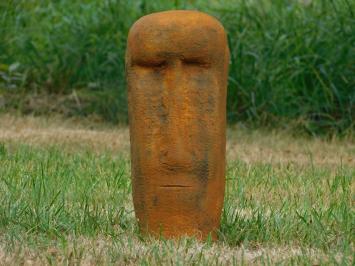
0, 117, 353, 264
1, 0, 354, 134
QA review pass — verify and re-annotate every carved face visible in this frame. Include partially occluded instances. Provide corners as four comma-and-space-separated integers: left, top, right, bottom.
126, 10, 229, 239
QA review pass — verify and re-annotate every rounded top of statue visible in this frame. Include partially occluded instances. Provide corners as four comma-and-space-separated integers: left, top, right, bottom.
126, 10, 229, 67
129, 10, 226, 34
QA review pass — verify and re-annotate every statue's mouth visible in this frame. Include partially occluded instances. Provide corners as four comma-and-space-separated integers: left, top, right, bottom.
155, 164, 198, 189
159, 184, 193, 188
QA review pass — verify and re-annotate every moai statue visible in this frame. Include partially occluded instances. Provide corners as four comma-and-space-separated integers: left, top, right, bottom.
126, 10, 229, 240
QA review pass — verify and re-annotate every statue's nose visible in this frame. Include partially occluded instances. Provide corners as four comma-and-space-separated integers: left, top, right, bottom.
159, 59, 196, 169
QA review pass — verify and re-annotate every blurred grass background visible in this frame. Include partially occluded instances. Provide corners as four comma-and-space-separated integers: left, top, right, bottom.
0, 0, 354, 135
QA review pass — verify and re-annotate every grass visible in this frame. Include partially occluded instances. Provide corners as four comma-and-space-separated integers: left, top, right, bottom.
0, 115, 354, 265
1, 0, 354, 134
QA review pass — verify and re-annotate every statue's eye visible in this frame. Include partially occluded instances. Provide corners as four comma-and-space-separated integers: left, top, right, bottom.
182, 58, 210, 68
135, 60, 167, 69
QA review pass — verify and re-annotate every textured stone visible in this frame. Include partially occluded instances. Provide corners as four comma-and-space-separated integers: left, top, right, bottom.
126, 10, 229, 240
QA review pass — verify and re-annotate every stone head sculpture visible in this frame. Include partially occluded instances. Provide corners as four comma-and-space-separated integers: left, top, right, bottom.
126, 10, 229, 240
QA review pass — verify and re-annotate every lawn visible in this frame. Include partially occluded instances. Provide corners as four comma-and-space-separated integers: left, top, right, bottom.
0, 115, 353, 265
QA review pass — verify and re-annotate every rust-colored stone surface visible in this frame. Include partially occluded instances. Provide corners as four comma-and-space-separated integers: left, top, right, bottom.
126, 10, 229, 240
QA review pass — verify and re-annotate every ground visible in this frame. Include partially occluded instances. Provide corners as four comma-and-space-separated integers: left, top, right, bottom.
0, 114, 353, 265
